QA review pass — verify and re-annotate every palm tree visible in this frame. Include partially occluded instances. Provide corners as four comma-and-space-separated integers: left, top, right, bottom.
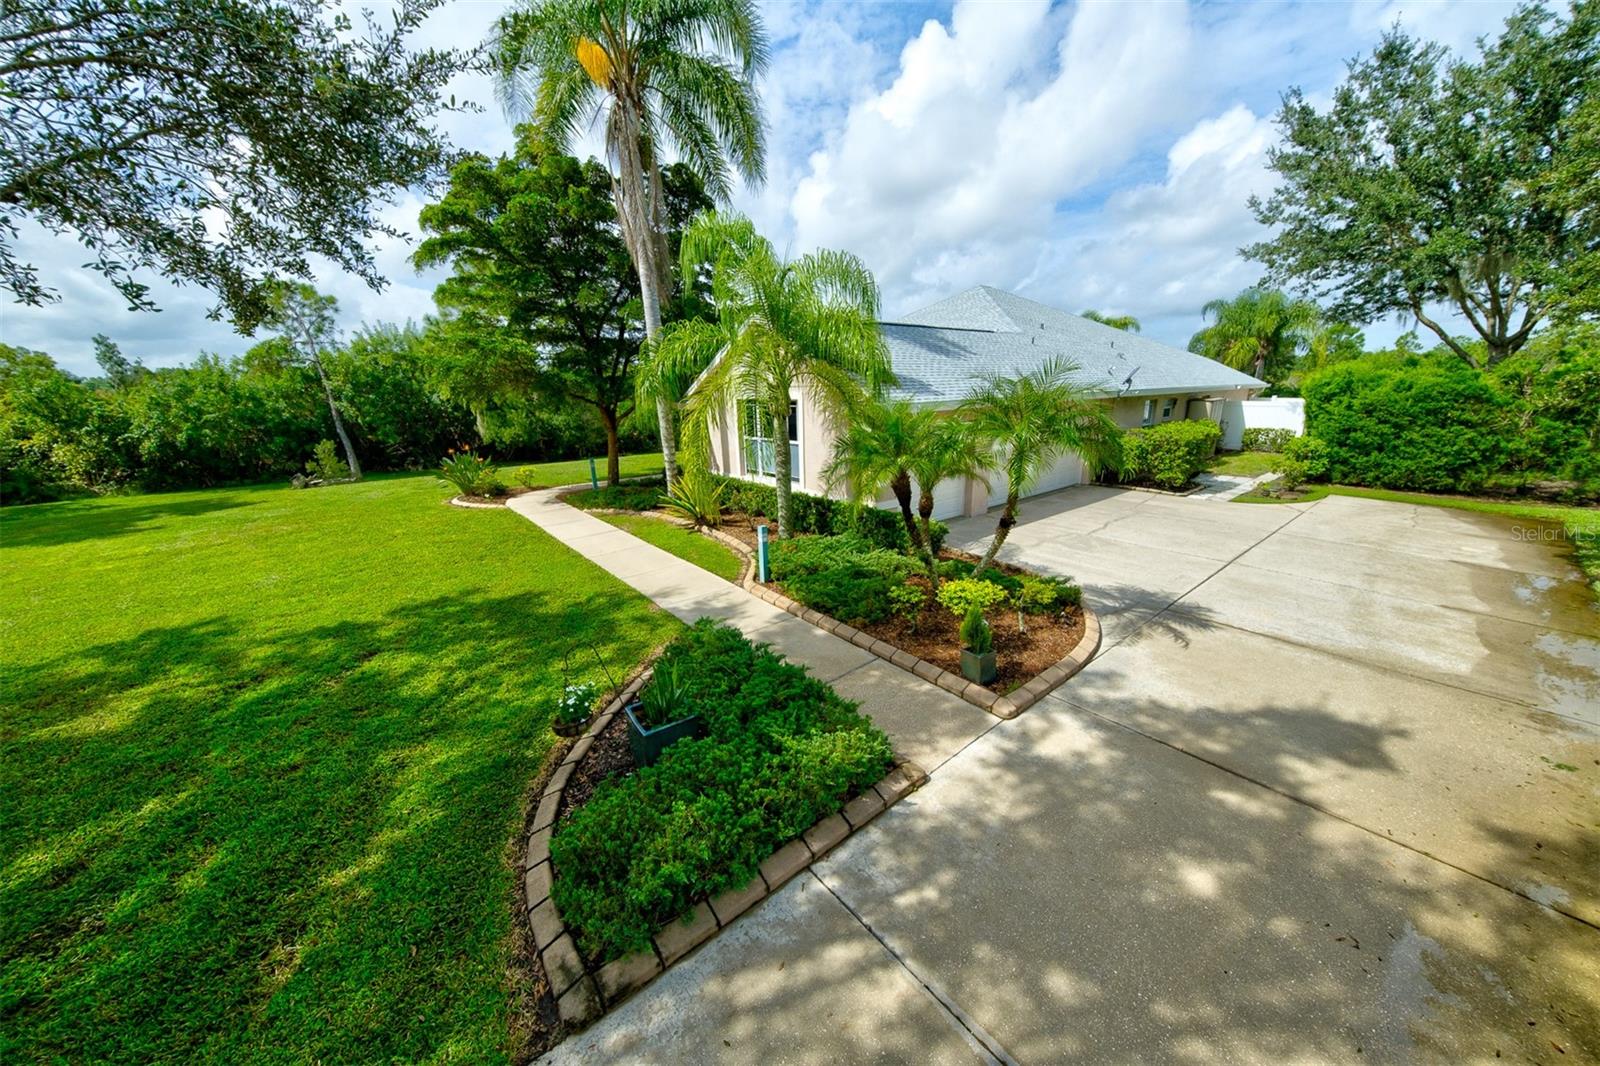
1081, 309, 1141, 332
1187, 288, 1320, 383
677, 212, 892, 537
961, 357, 1122, 573
491, 0, 768, 491
908, 418, 990, 576
823, 398, 940, 574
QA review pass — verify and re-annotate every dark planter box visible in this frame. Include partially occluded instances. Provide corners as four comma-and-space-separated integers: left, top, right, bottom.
960, 649, 996, 685
625, 700, 703, 767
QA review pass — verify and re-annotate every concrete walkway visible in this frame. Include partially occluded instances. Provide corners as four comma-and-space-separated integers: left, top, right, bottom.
507, 490, 996, 773
510, 487, 1600, 1064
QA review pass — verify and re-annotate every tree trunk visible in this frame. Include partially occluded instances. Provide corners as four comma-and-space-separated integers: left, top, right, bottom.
975, 492, 1018, 573
311, 353, 361, 480
1254, 339, 1268, 381
889, 470, 924, 555
772, 398, 792, 538
613, 100, 676, 492
600, 406, 622, 486
916, 487, 941, 591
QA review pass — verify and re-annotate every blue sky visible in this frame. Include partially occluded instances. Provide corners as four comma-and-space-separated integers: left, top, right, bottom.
3, 0, 1520, 376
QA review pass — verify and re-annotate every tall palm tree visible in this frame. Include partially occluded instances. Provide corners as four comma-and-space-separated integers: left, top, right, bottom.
1187, 288, 1320, 383
491, 0, 768, 491
677, 212, 892, 537
1081, 309, 1141, 332
961, 357, 1122, 573
822, 398, 940, 574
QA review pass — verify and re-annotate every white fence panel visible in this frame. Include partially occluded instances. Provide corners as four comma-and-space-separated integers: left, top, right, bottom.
1220, 398, 1304, 450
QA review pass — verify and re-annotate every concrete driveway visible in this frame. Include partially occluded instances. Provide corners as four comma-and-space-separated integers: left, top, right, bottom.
542, 488, 1600, 1064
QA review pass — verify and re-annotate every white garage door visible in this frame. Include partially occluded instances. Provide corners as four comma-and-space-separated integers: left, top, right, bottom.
985, 452, 1081, 508
987, 469, 1010, 509
925, 476, 967, 521
1030, 452, 1084, 495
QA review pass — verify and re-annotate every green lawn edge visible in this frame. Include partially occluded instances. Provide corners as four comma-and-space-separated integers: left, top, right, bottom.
599, 513, 743, 582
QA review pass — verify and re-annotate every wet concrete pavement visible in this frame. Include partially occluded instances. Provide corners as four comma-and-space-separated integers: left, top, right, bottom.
538, 487, 1600, 1063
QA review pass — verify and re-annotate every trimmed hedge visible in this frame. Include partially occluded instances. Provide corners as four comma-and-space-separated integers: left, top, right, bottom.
713, 475, 947, 554
550, 621, 893, 962
1120, 419, 1222, 489
1301, 359, 1509, 492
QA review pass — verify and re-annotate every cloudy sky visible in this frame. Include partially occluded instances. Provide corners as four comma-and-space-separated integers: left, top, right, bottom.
4, 0, 1519, 377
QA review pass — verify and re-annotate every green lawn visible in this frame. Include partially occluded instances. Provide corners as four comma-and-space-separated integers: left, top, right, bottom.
0, 468, 679, 1063
512, 452, 662, 489
1236, 482, 1600, 597
600, 513, 744, 582
1204, 450, 1282, 477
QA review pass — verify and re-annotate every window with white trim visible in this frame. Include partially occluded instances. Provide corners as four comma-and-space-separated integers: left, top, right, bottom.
741, 399, 799, 482
1141, 399, 1154, 426
1161, 398, 1176, 419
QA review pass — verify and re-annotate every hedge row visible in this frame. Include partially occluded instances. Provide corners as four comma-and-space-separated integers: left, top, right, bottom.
549, 621, 893, 961
712, 475, 948, 554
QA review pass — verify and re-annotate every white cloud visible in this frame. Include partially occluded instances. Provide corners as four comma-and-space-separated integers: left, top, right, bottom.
790, 0, 1192, 311
1049, 104, 1279, 342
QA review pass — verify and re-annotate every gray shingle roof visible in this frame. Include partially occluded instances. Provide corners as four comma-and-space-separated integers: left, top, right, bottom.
883, 286, 1264, 405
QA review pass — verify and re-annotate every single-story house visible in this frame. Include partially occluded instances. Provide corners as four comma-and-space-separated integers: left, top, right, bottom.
704, 285, 1265, 520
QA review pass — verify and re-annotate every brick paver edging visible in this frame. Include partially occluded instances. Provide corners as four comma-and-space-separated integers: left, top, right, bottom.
735, 564, 1101, 720
523, 667, 928, 1029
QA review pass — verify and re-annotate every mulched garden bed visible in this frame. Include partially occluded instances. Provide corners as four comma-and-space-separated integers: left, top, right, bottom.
556, 712, 635, 822
707, 507, 1085, 694
874, 576, 1084, 692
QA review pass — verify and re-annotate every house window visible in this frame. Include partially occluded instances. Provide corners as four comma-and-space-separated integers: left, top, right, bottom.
1141, 399, 1155, 426
741, 399, 799, 482
1161, 399, 1176, 419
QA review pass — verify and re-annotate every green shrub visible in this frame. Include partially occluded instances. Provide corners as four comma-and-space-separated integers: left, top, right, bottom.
786, 565, 897, 624
437, 449, 504, 497
305, 439, 350, 482
937, 559, 1022, 594
564, 478, 665, 511
958, 605, 993, 653
660, 469, 725, 528
768, 535, 921, 624
1241, 427, 1295, 452
1278, 435, 1331, 490
550, 622, 892, 960
1120, 420, 1222, 489
769, 535, 918, 583
887, 583, 925, 626
1017, 575, 1080, 613
937, 577, 1009, 617
1301, 358, 1509, 492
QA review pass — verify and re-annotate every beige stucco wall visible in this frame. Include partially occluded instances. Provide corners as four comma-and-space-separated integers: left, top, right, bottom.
704, 385, 840, 497
705, 384, 1260, 518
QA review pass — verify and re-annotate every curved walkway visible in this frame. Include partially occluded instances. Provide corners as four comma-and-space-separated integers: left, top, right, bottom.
510, 487, 1600, 1064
